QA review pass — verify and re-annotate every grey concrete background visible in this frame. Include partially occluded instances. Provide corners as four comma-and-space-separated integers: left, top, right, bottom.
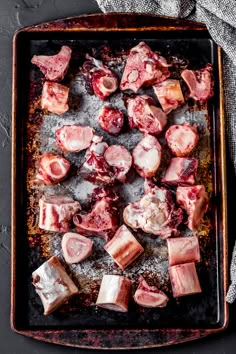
1, 0, 236, 353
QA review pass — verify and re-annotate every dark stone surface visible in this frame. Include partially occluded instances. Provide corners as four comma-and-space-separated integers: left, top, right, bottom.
1, 0, 236, 353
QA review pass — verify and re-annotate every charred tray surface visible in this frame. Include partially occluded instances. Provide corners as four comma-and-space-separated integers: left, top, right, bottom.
11, 13, 227, 349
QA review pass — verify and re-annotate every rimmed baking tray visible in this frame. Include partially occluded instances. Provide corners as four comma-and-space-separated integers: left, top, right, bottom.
11, 13, 228, 349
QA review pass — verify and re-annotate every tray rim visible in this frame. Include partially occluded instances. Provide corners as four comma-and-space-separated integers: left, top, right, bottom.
11, 12, 228, 349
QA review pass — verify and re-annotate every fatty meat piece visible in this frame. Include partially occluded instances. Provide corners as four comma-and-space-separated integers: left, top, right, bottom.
104, 145, 132, 182
162, 157, 198, 186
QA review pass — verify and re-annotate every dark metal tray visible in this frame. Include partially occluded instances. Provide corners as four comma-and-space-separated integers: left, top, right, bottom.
11, 13, 228, 349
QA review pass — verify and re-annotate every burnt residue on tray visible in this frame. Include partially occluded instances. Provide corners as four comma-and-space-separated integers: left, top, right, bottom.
13, 31, 223, 335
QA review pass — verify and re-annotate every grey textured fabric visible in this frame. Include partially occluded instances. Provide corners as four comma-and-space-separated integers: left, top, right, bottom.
96, 0, 236, 303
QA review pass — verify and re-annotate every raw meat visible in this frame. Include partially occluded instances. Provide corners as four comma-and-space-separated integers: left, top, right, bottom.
167, 235, 200, 266
176, 185, 209, 231
104, 145, 132, 182
132, 134, 162, 178
97, 106, 124, 135
56, 125, 94, 152
133, 276, 169, 308
84, 55, 118, 100
61, 232, 93, 264
32, 256, 78, 315
31, 46, 72, 81
35, 153, 71, 185
39, 195, 81, 232
41, 81, 69, 115
79, 141, 114, 185
120, 41, 170, 92
96, 275, 131, 312
162, 157, 198, 186
181, 64, 214, 102
165, 123, 199, 157
169, 262, 202, 297
73, 189, 119, 241
127, 95, 167, 135
104, 225, 144, 270
153, 79, 184, 113
123, 184, 183, 238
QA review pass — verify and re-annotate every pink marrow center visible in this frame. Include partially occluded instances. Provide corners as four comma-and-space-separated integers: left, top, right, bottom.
62, 232, 93, 264
165, 123, 199, 157
36, 153, 71, 185
41, 81, 69, 115
96, 274, 131, 312
134, 277, 169, 308
56, 125, 94, 152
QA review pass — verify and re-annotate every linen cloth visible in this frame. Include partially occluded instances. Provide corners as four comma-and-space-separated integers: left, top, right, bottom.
96, 0, 236, 303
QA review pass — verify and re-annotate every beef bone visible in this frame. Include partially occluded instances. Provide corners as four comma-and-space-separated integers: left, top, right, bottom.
104, 145, 132, 182
181, 64, 214, 102
31, 45, 72, 81
61, 232, 93, 264
104, 225, 144, 270
97, 106, 124, 136
32, 256, 78, 315
120, 41, 170, 92
41, 81, 69, 115
165, 123, 199, 157
56, 125, 94, 153
35, 153, 71, 185
167, 235, 200, 266
123, 184, 183, 238
153, 79, 184, 113
132, 134, 162, 178
133, 276, 169, 308
176, 185, 209, 231
169, 262, 202, 297
162, 157, 198, 186
127, 95, 167, 135
96, 274, 131, 312
39, 195, 81, 232
73, 189, 119, 242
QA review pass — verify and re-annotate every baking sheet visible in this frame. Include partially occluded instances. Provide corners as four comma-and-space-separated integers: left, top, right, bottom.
11, 14, 227, 348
